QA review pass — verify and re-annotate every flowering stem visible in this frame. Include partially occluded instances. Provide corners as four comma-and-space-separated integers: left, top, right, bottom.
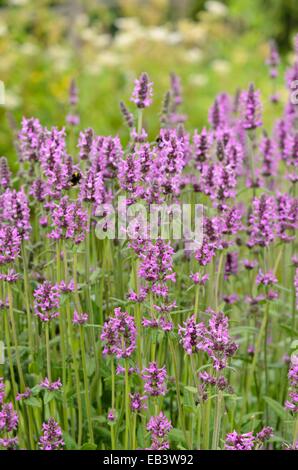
85, 205, 97, 358
73, 251, 82, 311
124, 358, 131, 449
150, 293, 156, 361
264, 301, 269, 424
212, 389, 223, 449
45, 323, 52, 382
202, 393, 211, 449
21, 243, 34, 355
79, 324, 94, 444
111, 359, 116, 450
215, 252, 224, 310
133, 258, 142, 370
137, 109, 143, 135
168, 334, 190, 448
56, 241, 68, 432
45, 322, 55, 418
7, 283, 25, 390
62, 241, 83, 445
293, 416, 298, 446
132, 414, 137, 450
194, 285, 200, 319
246, 300, 269, 409
4, 304, 18, 401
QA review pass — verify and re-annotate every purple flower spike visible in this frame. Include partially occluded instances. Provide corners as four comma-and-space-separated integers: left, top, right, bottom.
130, 393, 147, 412
39, 418, 64, 450
147, 412, 172, 450
131, 73, 153, 109
100, 307, 136, 358
40, 377, 62, 391
0, 226, 21, 265
72, 311, 88, 325
18, 116, 43, 162
240, 83, 262, 130
285, 356, 298, 413
225, 431, 255, 450
142, 362, 167, 397
0, 403, 18, 432
33, 281, 61, 322
0, 157, 11, 190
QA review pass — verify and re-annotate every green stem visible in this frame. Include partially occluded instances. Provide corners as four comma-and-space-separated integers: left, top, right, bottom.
111, 359, 116, 450
79, 325, 94, 443
212, 389, 223, 450
7, 283, 25, 390
168, 334, 190, 448
56, 241, 68, 432
21, 243, 34, 355
124, 359, 131, 449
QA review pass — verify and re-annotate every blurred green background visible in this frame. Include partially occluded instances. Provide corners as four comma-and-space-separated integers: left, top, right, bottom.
0, 0, 297, 168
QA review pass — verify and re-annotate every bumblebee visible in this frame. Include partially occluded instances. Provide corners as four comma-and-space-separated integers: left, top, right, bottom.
69, 171, 81, 186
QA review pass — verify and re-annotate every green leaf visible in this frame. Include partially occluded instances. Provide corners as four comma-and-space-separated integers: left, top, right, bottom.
26, 396, 42, 408
44, 390, 55, 405
184, 385, 198, 394
86, 356, 96, 377
63, 432, 77, 450
169, 428, 186, 445
80, 442, 97, 450
263, 396, 289, 420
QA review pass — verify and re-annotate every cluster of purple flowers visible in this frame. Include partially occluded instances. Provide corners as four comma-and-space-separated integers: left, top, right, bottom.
40, 378, 62, 392
33, 281, 61, 322
142, 362, 167, 396
0, 226, 21, 265
0, 378, 19, 450
131, 72, 153, 109
225, 427, 273, 450
130, 393, 147, 413
285, 357, 298, 413
0, 188, 31, 240
240, 83, 262, 130
100, 307, 136, 358
247, 194, 277, 248
73, 311, 88, 325
0, 157, 11, 189
39, 418, 64, 450
147, 412, 172, 450
137, 238, 176, 298
48, 196, 88, 244
179, 311, 238, 370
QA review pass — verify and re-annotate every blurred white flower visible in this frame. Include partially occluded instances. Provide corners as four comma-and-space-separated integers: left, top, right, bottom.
166, 32, 182, 46
0, 22, 8, 37
98, 51, 121, 67
4, 90, 21, 109
47, 47, 70, 71
115, 17, 140, 31
189, 74, 208, 87
211, 59, 230, 75
146, 27, 169, 42
184, 48, 204, 63
9, 0, 28, 5
19, 43, 39, 56
205, 1, 228, 16
113, 30, 143, 49
80, 27, 98, 43
74, 13, 89, 29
